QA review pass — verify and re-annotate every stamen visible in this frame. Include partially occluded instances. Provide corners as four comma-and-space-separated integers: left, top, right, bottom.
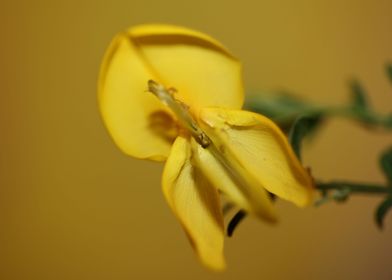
147, 80, 211, 148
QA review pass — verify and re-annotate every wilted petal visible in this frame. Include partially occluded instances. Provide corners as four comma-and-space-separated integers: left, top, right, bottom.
162, 136, 225, 270
199, 107, 314, 207
128, 24, 244, 113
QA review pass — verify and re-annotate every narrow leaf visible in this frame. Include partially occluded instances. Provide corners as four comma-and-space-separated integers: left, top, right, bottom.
380, 147, 392, 183
350, 80, 369, 110
245, 92, 310, 119
375, 196, 392, 229
386, 63, 392, 84
289, 114, 323, 162
245, 92, 317, 131
226, 193, 275, 237
227, 210, 247, 237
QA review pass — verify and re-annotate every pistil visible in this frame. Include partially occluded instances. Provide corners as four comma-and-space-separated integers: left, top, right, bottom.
147, 80, 211, 148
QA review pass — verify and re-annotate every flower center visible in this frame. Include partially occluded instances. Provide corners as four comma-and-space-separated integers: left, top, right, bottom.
147, 82, 271, 215
147, 80, 211, 148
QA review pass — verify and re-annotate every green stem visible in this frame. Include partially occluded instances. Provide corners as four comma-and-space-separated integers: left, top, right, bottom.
247, 98, 392, 130
320, 105, 391, 128
316, 181, 392, 194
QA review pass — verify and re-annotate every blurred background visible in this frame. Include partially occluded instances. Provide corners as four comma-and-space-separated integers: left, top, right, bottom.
1, 0, 392, 279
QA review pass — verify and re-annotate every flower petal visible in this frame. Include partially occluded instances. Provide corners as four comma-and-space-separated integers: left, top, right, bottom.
191, 139, 277, 222
162, 136, 225, 270
98, 32, 174, 161
128, 24, 244, 113
199, 108, 314, 207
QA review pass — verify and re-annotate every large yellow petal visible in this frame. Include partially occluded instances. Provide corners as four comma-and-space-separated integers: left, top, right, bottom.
128, 24, 244, 113
99, 24, 243, 161
191, 138, 277, 222
162, 136, 225, 270
199, 108, 314, 207
98, 32, 174, 161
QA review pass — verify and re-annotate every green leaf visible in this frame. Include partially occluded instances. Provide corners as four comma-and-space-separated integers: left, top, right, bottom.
245, 92, 318, 131
382, 114, 392, 129
380, 147, 392, 183
375, 196, 392, 229
288, 114, 323, 162
350, 80, 369, 110
386, 63, 392, 83
245, 92, 310, 117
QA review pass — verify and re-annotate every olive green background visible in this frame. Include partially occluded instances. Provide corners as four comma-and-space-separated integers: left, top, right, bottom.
1, 0, 392, 279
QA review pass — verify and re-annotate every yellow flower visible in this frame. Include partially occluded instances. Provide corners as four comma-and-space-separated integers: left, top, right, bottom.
98, 24, 313, 271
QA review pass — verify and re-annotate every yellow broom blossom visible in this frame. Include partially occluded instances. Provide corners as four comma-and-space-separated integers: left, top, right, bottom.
98, 24, 313, 271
